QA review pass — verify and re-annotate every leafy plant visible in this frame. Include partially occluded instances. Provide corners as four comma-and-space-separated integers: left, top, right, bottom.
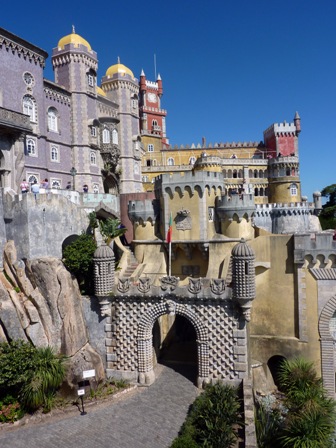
171, 383, 243, 448
99, 218, 126, 245
19, 346, 66, 412
256, 358, 336, 448
0, 341, 66, 415
0, 397, 24, 423
62, 232, 96, 293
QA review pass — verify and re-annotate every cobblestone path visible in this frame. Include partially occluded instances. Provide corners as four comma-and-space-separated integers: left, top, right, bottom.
0, 364, 199, 448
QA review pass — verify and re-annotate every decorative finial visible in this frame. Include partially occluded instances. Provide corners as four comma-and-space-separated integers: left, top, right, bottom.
117, 56, 120, 64
72, 25, 76, 34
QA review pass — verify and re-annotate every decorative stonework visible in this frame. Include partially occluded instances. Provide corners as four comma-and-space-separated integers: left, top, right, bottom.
176, 209, 192, 230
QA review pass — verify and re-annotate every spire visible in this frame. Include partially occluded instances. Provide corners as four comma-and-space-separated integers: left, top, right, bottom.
141, 69, 145, 76
157, 73, 161, 80
72, 25, 75, 34
117, 56, 120, 64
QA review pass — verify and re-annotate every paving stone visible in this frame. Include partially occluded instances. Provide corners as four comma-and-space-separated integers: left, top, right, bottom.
0, 364, 199, 448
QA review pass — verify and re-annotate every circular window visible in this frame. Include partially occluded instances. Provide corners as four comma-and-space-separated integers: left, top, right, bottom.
23, 72, 34, 86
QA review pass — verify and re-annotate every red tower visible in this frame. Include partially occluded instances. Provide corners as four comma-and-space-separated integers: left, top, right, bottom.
139, 70, 169, 146
263, 112, 301, 158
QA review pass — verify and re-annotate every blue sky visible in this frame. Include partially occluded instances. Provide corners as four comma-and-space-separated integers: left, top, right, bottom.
3, 0, 335, 201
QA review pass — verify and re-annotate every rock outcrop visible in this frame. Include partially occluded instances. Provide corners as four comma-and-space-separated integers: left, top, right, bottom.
0, 241, 105, 389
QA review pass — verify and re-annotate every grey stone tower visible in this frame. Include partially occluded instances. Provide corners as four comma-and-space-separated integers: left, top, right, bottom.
93, 242, 115, 316
232, 239, 256, 321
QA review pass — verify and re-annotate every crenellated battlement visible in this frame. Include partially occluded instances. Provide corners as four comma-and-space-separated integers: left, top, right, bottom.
172, 141, 262, 150
155, 170, 224, 197
264, 121, 297, 137
128, 199, 159, 224
216, 194, 255, 222
294, 233, 336, 265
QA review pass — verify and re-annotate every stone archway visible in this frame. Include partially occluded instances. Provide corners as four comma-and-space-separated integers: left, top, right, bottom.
137, 299, 209, 387
318, 294, 336, 397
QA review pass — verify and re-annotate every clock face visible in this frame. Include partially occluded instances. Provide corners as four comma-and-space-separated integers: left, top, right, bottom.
147, 92, 157, 103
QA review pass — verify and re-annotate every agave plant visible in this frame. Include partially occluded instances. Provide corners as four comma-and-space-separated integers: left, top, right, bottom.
99, 218, 126, 245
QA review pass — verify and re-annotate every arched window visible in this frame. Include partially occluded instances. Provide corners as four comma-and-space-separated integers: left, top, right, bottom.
131, 95, 138, 109
167, 157, 174, 166
290, 183, 298, 196
51, 145, 59, 162
28, 174, 38, 184
90, 151, 97, 165
26, 138, 36, 156
189, 157, 196, 165
112, 129, 118, 144
152, 159, 157, 166
148, 144, 154, 152
23, 95, 36, 122
152, 119, 158, 127
254, 187, 259, 196
254, 170, 258, 178
233, 170, 238, 178
93, 184, 99, 193
51, 179, 61, 189
87, 69, 96, 87
48, 107, 58, 132
102, 128, 110, 144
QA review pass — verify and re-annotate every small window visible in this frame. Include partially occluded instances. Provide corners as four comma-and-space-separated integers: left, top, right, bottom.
91, 127, 97, 137
102, 128, 110, 144
88, 74, 95, 87
48, 107, 58, 132
93, 184, 99, 193
112, 129, 118, 144
189, 157, 196, 165
208, 207, 215, 222
290, 183, 298, 196
51, 179, 61, 189
26, 138, 37, 156
131, 95, 138, 109
51, 145, 59, 162
142, 176, 149, 182
148, 144, 154, 153
167, 157, 174, 166
23, 95, 36, 122
90, 151, 97, 165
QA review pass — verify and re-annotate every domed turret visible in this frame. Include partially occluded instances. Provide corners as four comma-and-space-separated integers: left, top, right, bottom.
231, 239, 256, 321
93, 242, 115, 297
57, 27, 91, 51
105, 59, 134, 79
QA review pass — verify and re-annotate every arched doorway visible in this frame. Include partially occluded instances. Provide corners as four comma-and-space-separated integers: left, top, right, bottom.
137, 301, 209, 387
267, 355, 286, 389
155, 315, 198, 383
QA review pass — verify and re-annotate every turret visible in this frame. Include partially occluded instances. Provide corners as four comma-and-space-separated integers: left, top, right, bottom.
231, 239, 256, 321
294, 111, 301, 135
157, 73, 163, 97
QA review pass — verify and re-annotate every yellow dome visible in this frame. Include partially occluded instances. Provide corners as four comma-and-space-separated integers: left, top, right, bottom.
96, 86, 106, 97
105, 63, 134, 79
58, 32, 91, 51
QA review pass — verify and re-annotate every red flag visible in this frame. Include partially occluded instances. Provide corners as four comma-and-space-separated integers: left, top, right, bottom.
166, 213, 172, 243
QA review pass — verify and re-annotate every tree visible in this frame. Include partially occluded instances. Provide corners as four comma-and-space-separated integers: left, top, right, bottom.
99, 217, 127, 245
62, 232, 96, 293
319, 184, 336, 230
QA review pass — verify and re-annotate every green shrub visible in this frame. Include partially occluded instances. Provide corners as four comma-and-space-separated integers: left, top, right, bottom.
0, 341, 66, 415
256, 358, 336, 448
19, 346, 66, 412
0, 397, 24, 423
62, 232, 96, 294
0, 340, 38, 397
171, 383, 243, 448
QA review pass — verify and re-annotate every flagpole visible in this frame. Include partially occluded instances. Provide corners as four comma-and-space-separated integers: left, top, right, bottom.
168, 240, 171, 277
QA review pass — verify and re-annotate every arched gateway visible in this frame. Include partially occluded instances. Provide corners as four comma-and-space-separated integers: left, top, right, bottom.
94, 240, 256, 387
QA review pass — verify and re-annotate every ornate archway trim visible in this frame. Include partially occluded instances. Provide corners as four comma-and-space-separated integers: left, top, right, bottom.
318, 294, 336, 397
137, 299, 209, 387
